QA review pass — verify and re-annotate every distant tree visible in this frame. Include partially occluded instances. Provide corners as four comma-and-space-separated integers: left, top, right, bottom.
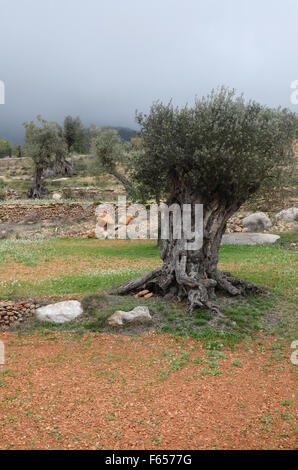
247, 120, 298, 208
110, 127, 138, 141
112, 88, 297, 317
90, 130, 165, 247
0, 138, 11, 155
24, 116, 68, 198
12, 144, 23, 158
17, 145, 22, 158
90, 129, 135, 196
63, 116, 86, 154
84, 125, 102, 153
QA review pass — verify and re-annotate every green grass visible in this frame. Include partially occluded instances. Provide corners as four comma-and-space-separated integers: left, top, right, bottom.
0, 238, 158, 265
0, 233, 297, 341
0, 234, 296, 299
0, 268, 147, 298
218, 240, 297, 299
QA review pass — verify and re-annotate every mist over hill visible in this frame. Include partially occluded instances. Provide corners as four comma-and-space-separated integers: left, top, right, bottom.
0, 120, 138, 146
103, 127, 138, 141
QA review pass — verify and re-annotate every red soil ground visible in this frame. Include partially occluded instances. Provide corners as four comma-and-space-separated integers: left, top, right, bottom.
0, 331, 296, 450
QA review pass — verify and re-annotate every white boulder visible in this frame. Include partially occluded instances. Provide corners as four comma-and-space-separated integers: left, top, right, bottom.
221, 233, 280, 245
108, 306, 152, 327
275, 207, 298, 222
35, 300, 83, 323
242, 212, 272, 232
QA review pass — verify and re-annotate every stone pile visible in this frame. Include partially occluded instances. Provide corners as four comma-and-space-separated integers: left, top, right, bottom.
61, 187, 124, 200
3, 189, 21, 200
225, 217, 244, 233
0, 202, 98, 224
0, 201, 296, 240
0, 301, 37, 330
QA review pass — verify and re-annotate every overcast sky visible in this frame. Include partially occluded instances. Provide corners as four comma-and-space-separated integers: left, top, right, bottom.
0, 0, 297, 143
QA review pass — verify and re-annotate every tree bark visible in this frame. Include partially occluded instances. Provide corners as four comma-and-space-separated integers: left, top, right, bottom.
111, 192, 263, 316
55, 157, 74, 176
28, 167, 46, 199
43, 158, 74, 178
110, 168, 135, 195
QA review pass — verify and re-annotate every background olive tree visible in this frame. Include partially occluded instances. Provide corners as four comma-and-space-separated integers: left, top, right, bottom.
63, 115, 86, 154
0, 138, 11, 156
90, 128, 135, 196
90, 129, 164, 245
24, 116, 68, 198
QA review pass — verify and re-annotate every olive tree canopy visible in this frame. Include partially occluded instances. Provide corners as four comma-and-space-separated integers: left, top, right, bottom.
63, 115, 86, 154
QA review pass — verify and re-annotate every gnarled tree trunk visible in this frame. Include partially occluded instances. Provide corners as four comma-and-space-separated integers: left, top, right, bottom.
27, 167, 46, 199
111, 192, 262, 316
43, 158, 74, 179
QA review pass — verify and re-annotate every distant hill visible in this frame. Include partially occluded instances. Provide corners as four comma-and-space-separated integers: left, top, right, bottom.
104, 127, 138, 141
0, 123, 139, 146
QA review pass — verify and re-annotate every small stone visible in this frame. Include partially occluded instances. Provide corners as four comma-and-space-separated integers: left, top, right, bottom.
135, 289, 150, 298
52, 192, 63, 201
108, 306, 152, 327
144, 293, 153, 299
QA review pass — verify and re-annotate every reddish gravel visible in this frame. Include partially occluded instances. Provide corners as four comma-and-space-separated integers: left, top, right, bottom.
0, 331, 296, 450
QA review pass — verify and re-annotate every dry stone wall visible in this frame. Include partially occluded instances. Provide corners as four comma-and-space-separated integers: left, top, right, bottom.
0, 301, 38, 330
0, 202, 98, 224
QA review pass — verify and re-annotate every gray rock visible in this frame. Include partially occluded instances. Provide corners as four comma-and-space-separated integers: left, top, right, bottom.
0, 229, 9, 239
221, 233, 280, 245
242, 212, 272, 232
275, 207, 298, 222
35, 300, 83, 323
108, 306, 152, 327
23, 211, 39, 223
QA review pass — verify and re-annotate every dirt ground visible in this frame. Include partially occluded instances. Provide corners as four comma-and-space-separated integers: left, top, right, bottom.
0, 257, 160, 282
0, 331, 296, 450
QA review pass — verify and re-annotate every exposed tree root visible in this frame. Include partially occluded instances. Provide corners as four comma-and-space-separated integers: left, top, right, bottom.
110, 267, 264, 318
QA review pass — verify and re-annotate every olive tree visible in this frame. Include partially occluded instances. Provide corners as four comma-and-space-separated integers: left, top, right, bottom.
0, 138, 11, 154
91, 129, 165, 246
112, 88, 297, 316
90, 128, 135, 196
63, 115, 86, 154
24, 116, 68, 198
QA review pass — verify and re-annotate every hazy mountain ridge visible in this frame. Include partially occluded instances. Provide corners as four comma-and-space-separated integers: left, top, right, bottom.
0, 122, 138, 145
